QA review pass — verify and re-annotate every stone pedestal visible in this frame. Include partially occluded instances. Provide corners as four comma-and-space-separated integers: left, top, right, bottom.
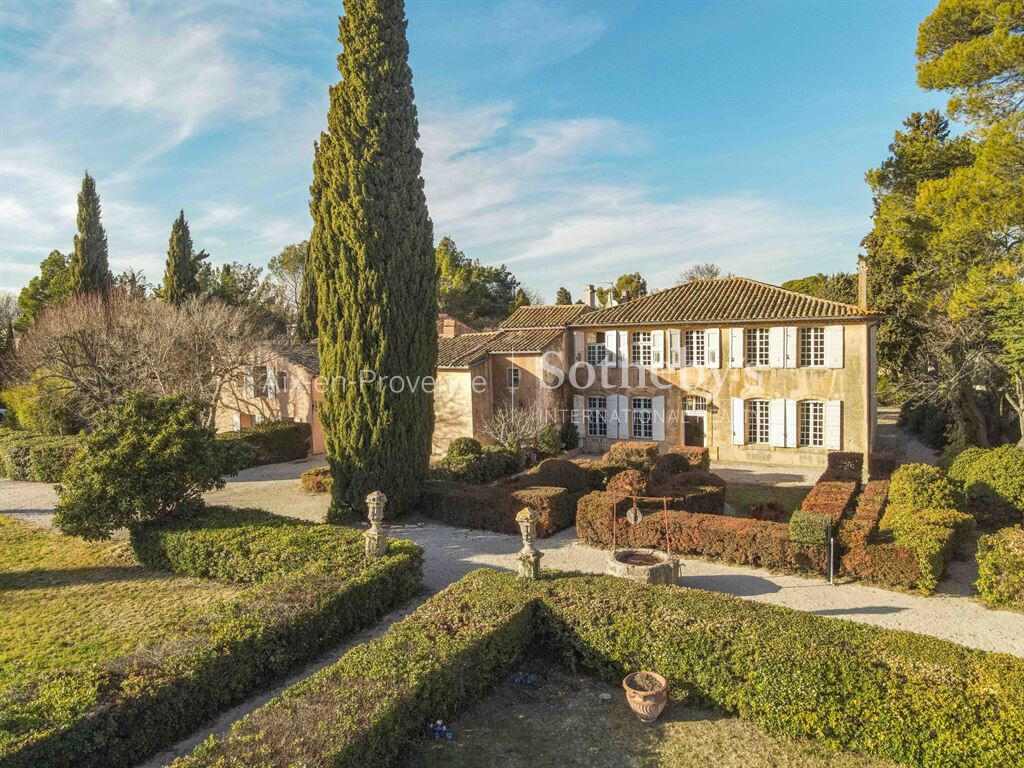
364, 490, 388, 558
515, 507, 542, 579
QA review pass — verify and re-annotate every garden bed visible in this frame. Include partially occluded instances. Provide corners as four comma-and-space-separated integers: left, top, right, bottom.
173, 569, 1024, 768
0, 507, 422, 768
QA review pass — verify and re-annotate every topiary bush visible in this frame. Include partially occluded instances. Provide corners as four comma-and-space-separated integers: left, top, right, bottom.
0, 428, 83, 482
946, 445, 1024, 526
502, 457, 596, 494
446, 437, 482, 458
536, 422, 562, 457
419, 480, 577, 538
559, 420, 579, 451
603, 441, 659, 471
216, 420, 311, 467
429, 445, 520, 484
299, 465, 332, 494
53, 393, 248, 540
888, 463, 963, 512
605, 469, 649, 497
975, 526, 1024, 609
666, 445, 710, 470
788, 510, 830, 545
822, 451, 863, 481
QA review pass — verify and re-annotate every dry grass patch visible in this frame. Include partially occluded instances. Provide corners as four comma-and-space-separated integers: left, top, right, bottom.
724, 483, 810, 519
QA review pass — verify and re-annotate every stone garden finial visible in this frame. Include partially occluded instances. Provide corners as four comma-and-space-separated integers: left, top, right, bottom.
515, 506, 542, 579
364, 490, 388, 558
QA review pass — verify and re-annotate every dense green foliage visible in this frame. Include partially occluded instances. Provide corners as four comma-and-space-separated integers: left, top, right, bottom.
15, 250, 72, 332
161, 210, 203, 305
0, 427, 82, 482
175, 569, 1024, 768
436, 235, 522, 328
1, 507, 423, 768
299, 464, 332, 493
945, 444, 1024, 525
554, 286, 572, 304
780, 272, 857, 304
788, 510, 831, 545
66, 172, 111, 295
975, 526, 1024, 609
297, 240, 318, 341
54, 393, 246, 539
446, 436, 482, 457
216, 419, 312, 467
604, 440, 659, 471
887, 463, 963, 511
311, 0, 437, 521
429, 443, 520, 484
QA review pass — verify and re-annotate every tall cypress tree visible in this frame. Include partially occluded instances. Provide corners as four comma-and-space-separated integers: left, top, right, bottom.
162, 210, 197, 305
311, 0, 437, 520
67, 172, 111, 294
297, 240, 318, 341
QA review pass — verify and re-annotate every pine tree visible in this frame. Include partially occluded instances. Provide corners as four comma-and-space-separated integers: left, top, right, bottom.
162, 210, 198, 305
297, 240, 318, 341
311, 0, 437, 519
554, 286, 572, 304
67, 172, 111, 294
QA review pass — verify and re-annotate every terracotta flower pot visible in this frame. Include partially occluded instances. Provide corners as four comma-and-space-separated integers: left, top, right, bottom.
622, 671, 668, 722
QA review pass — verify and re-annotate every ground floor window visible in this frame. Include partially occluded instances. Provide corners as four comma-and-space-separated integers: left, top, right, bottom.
587, 396, 607, 436
632, 396, 653, 439
799, 400, 825, 446
746, 398, 769, 444
507, 367, 520, 389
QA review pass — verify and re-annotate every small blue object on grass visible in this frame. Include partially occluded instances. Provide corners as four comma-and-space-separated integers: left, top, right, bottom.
431, 720, 455, 740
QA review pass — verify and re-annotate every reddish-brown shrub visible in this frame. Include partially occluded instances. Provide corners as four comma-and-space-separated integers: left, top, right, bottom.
800, 480, 857, 524
868, 451, 896, 480
838, 479, 889, 549
572, 458, 623, 488
605, 469, 649, 496
576, 494, 825, 573
603, 441, 659, 471
649, 452, 691, 485
509, 486, 579, 536
841, 543, 922, 588
749, 501, 784, 522
821, 451, 864, 481
502, 458, 595, 493
665, 445, 710, 471
420, 481, 577, 538
647, 470, 726, 497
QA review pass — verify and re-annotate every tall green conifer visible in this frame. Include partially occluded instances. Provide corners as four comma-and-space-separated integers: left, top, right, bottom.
297, 240, 318, 341
67, 172, 111, 294
311, 0, 437, 519
162, 210, 197, 305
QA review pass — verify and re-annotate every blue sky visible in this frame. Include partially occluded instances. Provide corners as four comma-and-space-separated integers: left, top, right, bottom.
0, 0, 947, 300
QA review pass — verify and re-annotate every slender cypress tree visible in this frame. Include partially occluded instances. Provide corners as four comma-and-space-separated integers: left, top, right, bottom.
67, 172, 111, 294
162, 210, 196, 305
311, 0, 437, 520
297, 240, 318, 341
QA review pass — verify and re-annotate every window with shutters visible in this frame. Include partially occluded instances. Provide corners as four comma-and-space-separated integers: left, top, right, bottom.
683, 330, 705, 366
632, 397, 653, 439
631, 332, 652, 366
587, 395, 607, 436
586, 331, 607, 365
253, 365, 270, 397
800, 327, 826, 367
745, 398, 769, 444
744, 328, 770, 366
507, 367, 520, 389
799, 400, 825, 446
684, 395, 707, 411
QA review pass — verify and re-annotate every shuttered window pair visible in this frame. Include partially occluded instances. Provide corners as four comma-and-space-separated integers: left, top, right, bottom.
732, 397, 841, 449
729, 326, 843, 368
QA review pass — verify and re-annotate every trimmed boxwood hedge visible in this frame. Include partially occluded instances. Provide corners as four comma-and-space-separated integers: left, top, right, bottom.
1, 506, 422, 768
946, 445, 1024, 527
0, 427, 82, 482
174, 570, 1024, 768
419, 480, 580, 537
216, 420, 312, 467
975, 526, 1024, 609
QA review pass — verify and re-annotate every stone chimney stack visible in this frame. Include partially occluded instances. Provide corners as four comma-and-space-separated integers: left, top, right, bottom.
583, 284, 597, 308
857, 257, 868, 310
439, 314, 458, 338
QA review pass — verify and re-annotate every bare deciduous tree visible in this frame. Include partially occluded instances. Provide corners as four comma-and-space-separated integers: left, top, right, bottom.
482, 403, 546, 453
11, 291, 279, 427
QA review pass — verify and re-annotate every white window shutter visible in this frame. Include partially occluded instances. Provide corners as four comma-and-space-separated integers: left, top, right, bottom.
244, 367, 254, 397
266, 366, 277, 395
706, 328, 721, 368
785, 399, 798, 448
825, 326, 844, 368
729, 328, 744, 368
604, 330, 616, 366
616, 394, 629, 438
769, 398, 785, 446
231, 412, 241, 431
651, 330, 665, 368
652, 395, 665, 441
824, 399, 842, 449
573, 394, 585, 427
617, 331, 628, 368
668, 329, 681, 368
573, 331, 585, 362
768, 327, 784, 368
605, 396, 618, 438
731, 397, 745, 445
785, 327, 798, 368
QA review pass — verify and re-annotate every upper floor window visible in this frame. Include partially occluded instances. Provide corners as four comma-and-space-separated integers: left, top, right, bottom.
746, 398, 769, 444
632, 331, 652, 366
799, 400, 825, 446
684, 395, 707, 412
587, 395, 607, 437
632, 397, 653, 439
507, 367, 520, 389
800, 327, 826, 367
745, 328, 769, 366
586, 331, 607, 365
277, 370, 288, 392
684, 330, 705, 367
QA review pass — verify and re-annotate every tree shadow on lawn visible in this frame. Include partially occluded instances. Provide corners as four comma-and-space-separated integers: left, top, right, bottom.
0, 566, 175, 591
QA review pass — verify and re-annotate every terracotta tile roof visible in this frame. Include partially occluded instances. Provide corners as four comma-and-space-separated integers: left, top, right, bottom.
500, 304, 591, 328
277, 343, 320, 376
437, 328, 563, 368
574, 277, 879, 326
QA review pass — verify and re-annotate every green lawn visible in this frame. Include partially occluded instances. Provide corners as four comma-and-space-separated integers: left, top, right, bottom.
0, 515, 244, 693
410, 660, 897, 768
724, 483, 810, 519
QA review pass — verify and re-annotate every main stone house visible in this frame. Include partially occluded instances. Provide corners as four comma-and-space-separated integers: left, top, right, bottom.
436, 277, 881, 469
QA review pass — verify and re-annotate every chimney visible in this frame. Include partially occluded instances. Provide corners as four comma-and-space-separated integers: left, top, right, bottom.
582, 284, 596, 308
439, 314, 457, 338
857, 257, 868, 310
